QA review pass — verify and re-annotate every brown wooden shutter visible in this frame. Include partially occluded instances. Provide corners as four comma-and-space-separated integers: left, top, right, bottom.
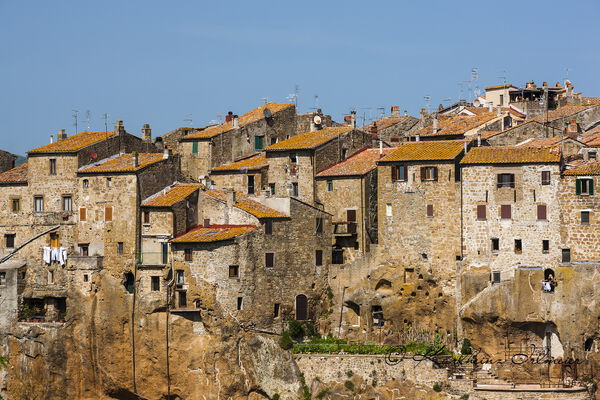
391, 166, 398, 181
265, 253, 274, 268
80, 207, 87, 221
432, 167, 438, 181
347, 210, 357, 222
420, 167, 426, 180
105, 206, 113, 222
426, 204, 434, 217
501, 205, 511, 219
477, 205, 486, 220
537, 204, 547, 220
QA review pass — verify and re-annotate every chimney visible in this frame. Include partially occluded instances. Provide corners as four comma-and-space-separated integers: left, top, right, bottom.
132, 152, 139, 168
487, 103, 493, 112
419, 108, 427, 121
115, 120, 125, 135
567, 120, 579, 138
50, 135, 54, 144
310, 119, 317, 132
163, 148, 172, 159
477, 133, 481, 147
350, 110, 357, 128
203, 218, 210, 228
225, 111, 234, 123
497, 106, 502, 117
464, 141, 468, 154
391, 105, 400, 117
542, 81, 548, 87
556, 82, 562, 88
415, 134, 420, 142
142, 124, 152, 142
232, 115, 239, 129
57, 129, 67, 141
404, 110, 408, 117
432, 115, 439, 133
379, 140, 383, 156
226, 190, 236, 206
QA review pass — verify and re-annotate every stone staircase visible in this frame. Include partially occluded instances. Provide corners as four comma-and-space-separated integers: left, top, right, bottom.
474, 369, 513, 385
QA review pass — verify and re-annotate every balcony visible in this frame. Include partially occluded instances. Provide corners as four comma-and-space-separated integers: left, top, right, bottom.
333, 221, 357, 236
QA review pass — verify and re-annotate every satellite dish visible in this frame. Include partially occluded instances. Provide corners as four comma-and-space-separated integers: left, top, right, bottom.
263, 108, 273, 119
313, 115, 322, 125
473, 99, 480, 107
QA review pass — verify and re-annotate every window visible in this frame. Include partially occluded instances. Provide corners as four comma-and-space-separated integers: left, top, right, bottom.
500, 204, 512, 219
386, 204, 392, 217
491, 238, 500, 252
178, 291, 187, 308
326, 180, 333, 192
316, 217, 323, 233
79, 244, 89, 256
0, 272, 5, 286
79, 207, 87, 221
497, 173, 515, 188
341, 148, 347, 160
192, 141, 198, 154
104, 206, 113, 222
537, 204, 547, 221
49, 159, 56, 175
82, 179, 89, 189
270, 137, 277, 145
254, 135, 264, 150
106, 178, 112, 188
392, 165, 408, 182
34, 196, 44, 212
48, 270, 54, 284
514, 239, 522, 254
589, 151, 597, 161
176, 270, 185, 284
269, 183, 275, 195
161, 242, 168, 264
492, 271, 501, 284
291, 182, 298, 197
265, 252, 274, 268
499, 94, 504, 105
264, 220, 272, 235
315, 250, 323, 266
229, 265, 239, 278
542, 240, 549, 254
426, 204, 434, 217
184, 248, 193, 261
62, 196, 72, 213
237, 297, 243, 310
420, 166, 438, 181
332, 248, 344, 264
289, 153, 297, 163
562, 248, 571, 263
5, 234, 15, 248
581, 211, 590, 225
11, 198, 20, 212
247, 175, 255, 195
151, 276, 160, 291
576, 178, 594, 195
541, 171, 551, 185
477, 205, 487, 220
83, 274, 89, 282
143, 211, 150, 224
273, 303, 280, 318
117, 242, 124, 255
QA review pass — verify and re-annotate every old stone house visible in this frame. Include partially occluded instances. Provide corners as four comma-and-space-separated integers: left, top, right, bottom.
315, 147, 394, 259
0, 149, 17, 173
484, 120, 562, 146
169, 189, 332, 331
178, 102, 296, 180
265, 126, 371, 204
362, 107, 420, 145
460, 147, 563, 281
209, 153, 268, 195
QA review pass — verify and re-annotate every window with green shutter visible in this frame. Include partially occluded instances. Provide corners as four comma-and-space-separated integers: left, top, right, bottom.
254, 135, 264, 150
577, 178, 594, 195
192, 141, 198, 154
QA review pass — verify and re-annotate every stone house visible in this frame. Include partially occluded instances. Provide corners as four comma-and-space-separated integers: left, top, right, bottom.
265, 126, 371, 204
178, 102, 296, 180
315, 147, 394, 259
377, 140, 467, 279
169, 190, 333, 331
460, 146, 563, 280
484, 120, 562, 146
362, 108, 420, 145
515, 136, 586, 161
560, 161, 600, 262
0, 149, 17, 173
209, 153, 268, 195
532, 103, 600, 131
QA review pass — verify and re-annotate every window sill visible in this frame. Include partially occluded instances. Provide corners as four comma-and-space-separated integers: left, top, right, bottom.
515, 251, 523, 255
476, 218, 487, 221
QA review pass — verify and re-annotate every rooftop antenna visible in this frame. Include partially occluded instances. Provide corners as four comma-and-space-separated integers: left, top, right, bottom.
471, 67, 480, 98
72, 109, 80, 134
260, 97, 269, 105
309, 95, 320, 112
102, 113, 109, 132
183, 114, 193, 127
497, 70, 507, 85
377, 107, 385, 119
564, 67, 571, 82
424, 95, 431, 113
359, 106, 373, 126
286, 84, 300, 108
85, 110, 91, 131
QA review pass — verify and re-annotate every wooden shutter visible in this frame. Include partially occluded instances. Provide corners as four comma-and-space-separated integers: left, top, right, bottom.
347, 210, 356, 222
477, 205, 486, 220
79, 207, 87, 221
391, 166, 398, 181
541, 171, 551, 185
576, 179, 582, 195
501, 205, 511, 219
432, 167, 438, 181
420, 167, 426, 181
192, 141, 198, 154
537, 205, 547, 220
265, 253, 274, 268
295, 294, 308, 321
590, 179, 595, 195
105, 206, 113, 222
426, 204, 434, 217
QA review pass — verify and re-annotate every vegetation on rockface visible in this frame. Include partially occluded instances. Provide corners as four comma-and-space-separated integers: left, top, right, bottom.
279, 319, 319, 350
432, 383, 442, 392
460, 338, 472, 355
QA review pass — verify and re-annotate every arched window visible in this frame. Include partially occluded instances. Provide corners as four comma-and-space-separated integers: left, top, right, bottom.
544, 268, 555, 281
124, 272, 134, 294
295, 294, 308, 321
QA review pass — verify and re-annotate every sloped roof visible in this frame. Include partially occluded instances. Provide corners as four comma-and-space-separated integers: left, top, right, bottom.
266, 126, 353, 151
142, 183, 202, 207
563, 161, 600, 175
363, 116, 416, 131
79, 153, 165, 174
379, 141, 465, 162
29, 131, 116, 153
517, 137, 584, 148
485, 84, 518, 90
205, 190, 288, 219
533, 104, 597, 123
184, 103, 294, 140
211, 153, 268, 172
0, 163, 27, 184
412, 112, 501, 138
317, 148, 395, 177
582, 97, 600, 105
461, 147, 561, 165
171, 224, 257, 243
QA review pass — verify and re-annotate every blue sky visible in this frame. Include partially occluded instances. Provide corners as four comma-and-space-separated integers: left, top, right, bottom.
1, 0, 599, 155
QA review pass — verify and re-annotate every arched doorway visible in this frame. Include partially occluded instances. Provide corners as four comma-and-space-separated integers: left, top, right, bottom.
124, 272, 134, 294
295, 294, 308, 321
544, 268, 555, 281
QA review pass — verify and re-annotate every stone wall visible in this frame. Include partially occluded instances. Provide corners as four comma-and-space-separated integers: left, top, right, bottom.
486, 122, 561, 146
0, 150, 17, 173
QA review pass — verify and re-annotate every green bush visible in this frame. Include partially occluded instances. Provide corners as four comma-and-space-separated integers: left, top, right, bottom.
346, 370, 353, 378
279, 332, 293, 350
344, 380, 354, 391
461, 338, 472, 355
433, 383, 442, 392
316, 388, 330, 399
288, 319, 305, 340
327, 286, 334, 300
272, 394, 280, 400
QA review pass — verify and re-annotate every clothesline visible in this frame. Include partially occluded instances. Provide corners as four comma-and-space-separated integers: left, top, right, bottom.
43, 247, 68, 265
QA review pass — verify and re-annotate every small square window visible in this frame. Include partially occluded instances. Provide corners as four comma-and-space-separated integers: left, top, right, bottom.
497, 173, 515, 188
34, 196, 44, 213
316, 217, 323, 234
491, 238, 500, 252
49, 159, 57, 175
542, 240, 549, 254
117, 242, 124, 255
500, 204, 512, 219
82, 179, 89, 189
492, 271, 501, 284
562, 248, 571, 262
514, 239, 522, 254
265, 252, 274, 268
581, 211, 590, 225
477, 205, 486, 220
392, 165, 408, 182
11, 198, 20, 212
426, 204, 434, 217
184, 248, 193, 261
229, 265, 239, 278
541, 171, 551, 185
289, 153, 297, 163
326, 180, 333, 192
5, 234, 15, 249
79, 244, 89, 256
143, 211, 150, 224
577, 178, 594, 196
537, 204, 547, 221
273, 303, 280, 318
269, 183, 276, 195
265, 220, 273, 235
237, 297, 243, 310
151, 276, 160, 291
62, 196, 72, 213
83, 274, 89, 282
420, 166, 438, 181
291, 182, 299, 197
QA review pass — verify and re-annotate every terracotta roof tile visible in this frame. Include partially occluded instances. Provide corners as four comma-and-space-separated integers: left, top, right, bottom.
29, 131, 116, 153
563, 161, 600, 175
412, 112, 501, 138
582, 97, 600, 105
461, 147, 561, 165
516, 137, 582, 148
205, 190, 288, 219
185, 103, 294, 140
266, 126, 353, 151
171, 224, 257, 243
79, 153, 165, 174
0, 163, 27, 184
317, 148, 395, 177
379, 141, 465, 162
532, 104, 597, 123
142, 183, 202, 207
485, 84, 518, 90
211, 153, 268, 172
362, 116, 416, 131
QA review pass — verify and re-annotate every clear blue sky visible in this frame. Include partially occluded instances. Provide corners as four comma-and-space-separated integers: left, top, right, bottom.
1, 1, 599, 155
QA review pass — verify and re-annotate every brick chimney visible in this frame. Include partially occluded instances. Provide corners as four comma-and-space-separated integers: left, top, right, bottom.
567, 120, 579, 138
226, 190, 236, 207
142, 124, 152, 142
391, 105, 400, 117
115, 120, 125, 135
132, 152, 139, 168
419, 108, 427, 120
57, 129, 68, 141
225, 111, 234, 123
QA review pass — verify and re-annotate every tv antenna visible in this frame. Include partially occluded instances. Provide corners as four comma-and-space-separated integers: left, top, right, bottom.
377, 107, 385, 119
261, 97, 269, 105
72, 110, 80, 134
102, 113, 109, 132
85, 110, 91, 131
564, 67, 571, 82
183, 114, 193, 127
309, 95, 320, 112
497, 70, 507, 85
424, 95, 431, 113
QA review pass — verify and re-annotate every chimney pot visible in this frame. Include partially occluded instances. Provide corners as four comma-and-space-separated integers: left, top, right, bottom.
57, 129, 67, 141
497, 106, 502, 117
232, 115, 239, 129
391, 105, 400, 117
115, 120, 125, 135
477, 133, 481, 147
142, 124, 152, 142
225, 111, 234, 123
50, 135, 54, 144
203, 218, 210, 227
488, 103, 493, 112
226, 190, 236, 206
132, 152, 139, 168
350, 110, 356, 128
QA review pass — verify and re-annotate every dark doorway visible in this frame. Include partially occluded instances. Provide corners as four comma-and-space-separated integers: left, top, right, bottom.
124, 272, 134, 294
295, 294, 308, 320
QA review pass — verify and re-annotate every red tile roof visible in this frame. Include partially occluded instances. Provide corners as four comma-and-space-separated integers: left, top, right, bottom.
461, 147, 561, 165
379, 141, 465, 162
79, 153, 166, 174
171, 224, 257, 243
412, 112, 501, 138
0, 163, 27, 184
205, 190, 288, 219
532, 104, 597, 123
142, 183, 203, 207
211, 153, 268, 172
563, 161, 600, 175
317, 148, 395, 177
266, 126, 353, 151
29, 131, 116, 153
